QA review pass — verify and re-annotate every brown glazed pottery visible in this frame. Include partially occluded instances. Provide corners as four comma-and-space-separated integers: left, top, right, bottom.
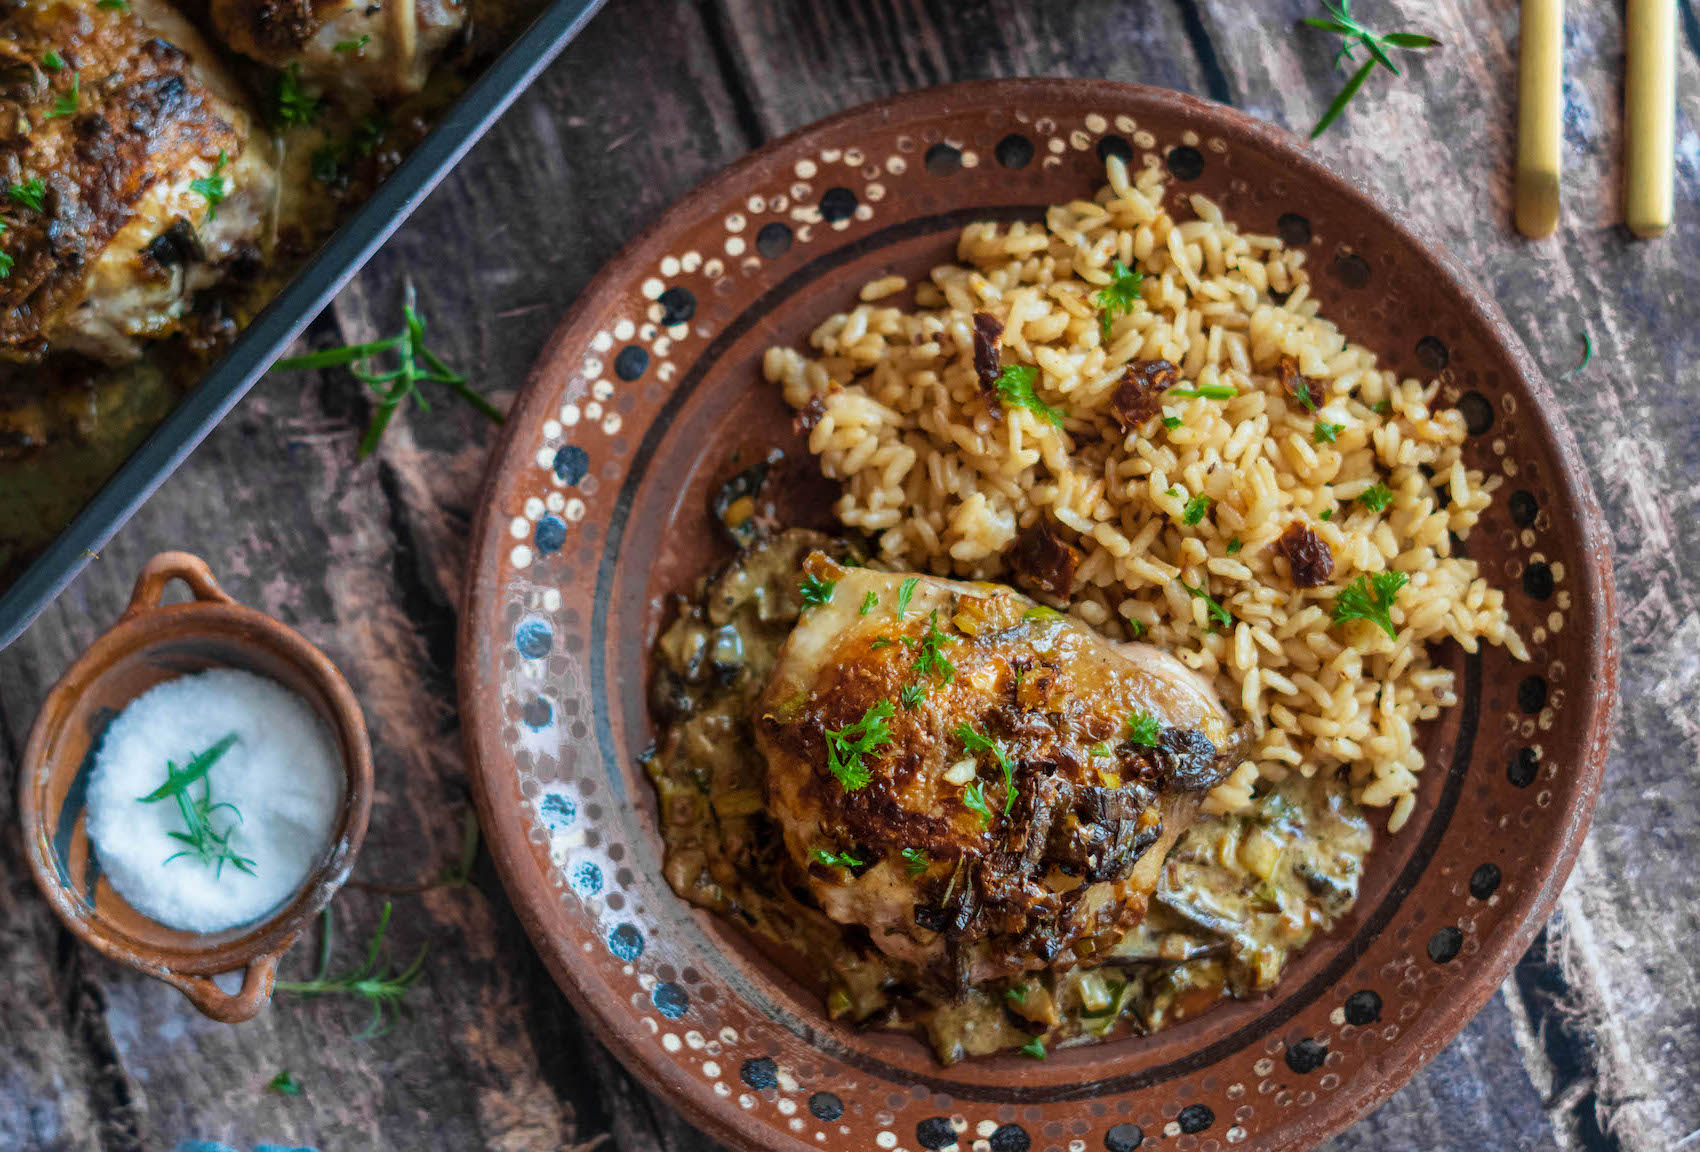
459, 80, 1616, 1151
20, 551, 373, 1023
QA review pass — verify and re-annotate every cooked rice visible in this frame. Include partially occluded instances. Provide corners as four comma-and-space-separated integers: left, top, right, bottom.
763, 156, 1526, 832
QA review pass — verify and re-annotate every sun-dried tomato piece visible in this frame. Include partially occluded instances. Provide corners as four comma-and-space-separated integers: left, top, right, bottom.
1276, 521, 1334, 588
1110, 359, 1181, 431
1278, 355, 1324, 412
1009, 518, 1082, 599
973, 311, 1005, 418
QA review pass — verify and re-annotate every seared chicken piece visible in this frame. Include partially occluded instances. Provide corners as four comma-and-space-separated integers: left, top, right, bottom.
0, 0, 275, 364
756, 554, 1249, 989
208, 0, 464, 101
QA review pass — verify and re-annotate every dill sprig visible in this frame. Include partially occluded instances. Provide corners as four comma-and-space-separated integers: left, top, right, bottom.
274, 283, 503, 458
1303, 1, 1438, 137
275, 903, 427, 1037
136, 733, 255, 877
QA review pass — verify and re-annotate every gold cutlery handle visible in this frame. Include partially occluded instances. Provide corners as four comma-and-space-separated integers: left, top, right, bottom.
1625, 0, 1676, 237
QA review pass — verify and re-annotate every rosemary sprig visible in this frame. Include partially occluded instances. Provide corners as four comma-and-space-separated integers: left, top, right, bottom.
275, 903, 427, 1037
274, 284, 503, 458
1303, 1, 1438, 137
137, 733, 255, 877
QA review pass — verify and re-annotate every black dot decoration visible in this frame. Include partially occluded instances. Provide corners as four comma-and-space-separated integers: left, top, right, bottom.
1470, 863, 1503, 899
1458, 390, 1494, 435
522, 696, 552, 729
1509, 489, 1539, 528
1416, 335, 1451, 373
1166, 145, 1205, 181
996, 133, 1035, 169
1097, 134, 1134, 164
756, 221, 793, 258
652, 981, 689, 1019
924, 143, 962, 174
1285, 1037, 1328, 1074
917, 1117, 957, 1150
1331, 251, 1372, 288
820, 186, 858, 223
739, 1057, 778, 1090
658, 286, 696, 326
988, 1124, 1031, 1152
552, 444, 589, 485
1344, 988, 1382, 1025
1509, 746, 1540, 788
1276, 212, 1313, 247
515, 616, 553, 659
1176, 1104, 1214, 1134
1518, 675, 1549, 714
1104, 1123, 1145, 1152
533, 514, 567, 555
613, 344, 649, 381
808, 1092, 843, 1122
1522, 560, 1554, 600
606, 922, 644, 962
1428, 926, 1464, 963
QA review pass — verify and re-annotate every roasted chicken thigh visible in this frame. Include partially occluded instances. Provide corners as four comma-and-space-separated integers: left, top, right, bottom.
756, 554, 1249, 988
208, 0, 464, 100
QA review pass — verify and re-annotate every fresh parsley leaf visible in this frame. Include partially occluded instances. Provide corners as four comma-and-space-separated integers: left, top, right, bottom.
1090, 741, 1112, 757
46, 73, 78, 118
895, 576, 919, 617
1320, 506, 1335, 522
334, 34, 371, 52
1094, 259, 1144, 341
97, 0, 128, 9
1125, 711, 1161, 745
993, 364, 1066, 427
270, 63, 321, 129
1182, 492, 1212, 525
799, 573, 836, 607
1161, 414, 1183, 429
812, 847, 864, 869
1004, 985, 1028, 1002
7, 178, 45, 212
1019, 1036, 1047, 1059
1357, 482, 1394, 512
188, 151, 229, 222
955, 722, 1018, 813
824, 700, 895, 792
870, 638, 893, 649
1303, 0, 1438, 137
961, 780, 993, 826
910, 610, 956, 683
898, 682, 927, 711
1180, 580, 1232, 629
901, 847, 929, 876
42, 49, 64, 70
1314, 421, 1344, 444
1124, 616, 1146, 639
1331, 570, 1409, 641
1169, 383, 1237, 400
1371, 397, 1392, 414
859, 590, 878, 615
267, 1070, 302, 1096
1226, 538, 1244, 555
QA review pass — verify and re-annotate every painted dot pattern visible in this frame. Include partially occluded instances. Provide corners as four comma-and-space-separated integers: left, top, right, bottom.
1104, 1123, 1144, 1151
989, 1123, 1031, 1152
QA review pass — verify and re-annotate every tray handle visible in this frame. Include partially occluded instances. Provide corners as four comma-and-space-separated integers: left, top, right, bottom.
158, 942, 291, 1023
122, 552, 236, 618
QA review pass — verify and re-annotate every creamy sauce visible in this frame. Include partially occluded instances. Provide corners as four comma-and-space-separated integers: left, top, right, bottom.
648, 529, 1373, 1063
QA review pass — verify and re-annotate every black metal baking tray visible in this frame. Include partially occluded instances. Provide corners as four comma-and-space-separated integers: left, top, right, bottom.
0, 0, 608, 650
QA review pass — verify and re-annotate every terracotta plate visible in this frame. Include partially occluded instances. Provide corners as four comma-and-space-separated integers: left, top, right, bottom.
458, 80, 1615, 1152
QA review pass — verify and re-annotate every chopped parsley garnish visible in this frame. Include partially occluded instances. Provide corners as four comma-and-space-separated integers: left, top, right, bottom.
1320, 507, 1335, 521
898, 682, 928, 711
1094, 259, 1144, 341
267, 1070, 302, 1096
1180, 580, 1232, 629
1161, 414, 1183, 429
1124, 616, 1146, 639
1303, 0, 1439, 138
955, 723, 1017, 813
1004, 985, 1028, 1002
42, 50, 64, 71
46, 73, 79, 118
901, 847, 929, 876
1090, 741, 1112, 757
1371, 398, 1392, 414
1314, 420, 1345, 443
824, 700, 895, 792
870, 638, 893, 649
1226, 537, 1244, 555
895, 576, 919, 617
859, 590, 878, 615
1022, 605, 1063, 623
189, 152, 229, 221
1182, 492, 1212, 525
1019, 1036, 1047, 1059
1126, 711, 1161, 745
334, 34, 371, 52
992, 364, 1066, 427
961, 780, 993, 826
812, 848, 864, 870
0, 249, 12, 278
96, 0, 128, 9
270, 63, 321, 129
799, 573, 836, 607
1331, 571, 1409, 641
1168, 382, 1237, 401
7, 178, 45, 212
1357, 482, 1394, 512
910, 610, 955, 683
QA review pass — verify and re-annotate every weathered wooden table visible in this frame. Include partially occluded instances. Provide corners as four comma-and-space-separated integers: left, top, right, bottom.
4, 2, 1697, 1149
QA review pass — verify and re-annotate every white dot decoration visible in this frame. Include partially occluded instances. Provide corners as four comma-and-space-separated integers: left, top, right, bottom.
592, 379, 614, 402
523, 497, 544, 519
510, 545, 531, 569
726, 236, 746, 256
660, 255, 680, 276
702, 1061, 720, 1079
509, 517, 528, 540
613, 319, 635, 340
795, 159, 816, 178
561, 403, 580, 426
641, 278, 663, 299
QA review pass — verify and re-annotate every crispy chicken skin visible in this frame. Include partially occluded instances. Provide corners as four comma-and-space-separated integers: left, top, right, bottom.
756, 554, 1249, 988
208, 0, 464, 100
0, 0, 275, 364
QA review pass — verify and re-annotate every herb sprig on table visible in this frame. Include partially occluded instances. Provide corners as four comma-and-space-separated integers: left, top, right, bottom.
275, 903, 427, 1037
1302, 1, 1439, 137
137, 732, 255, 878
273, 284, 503, 458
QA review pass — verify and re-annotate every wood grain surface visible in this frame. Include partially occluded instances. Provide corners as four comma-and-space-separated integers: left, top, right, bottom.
3, 1, 1697, 1149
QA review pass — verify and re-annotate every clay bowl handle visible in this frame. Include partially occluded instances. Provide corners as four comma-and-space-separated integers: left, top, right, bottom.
122, 552, 236, 618
158, 937, 294, 1023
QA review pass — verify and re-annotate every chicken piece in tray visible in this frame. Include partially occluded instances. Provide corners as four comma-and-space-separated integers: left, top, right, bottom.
756, 553, 1250, 990
208, 0, 464, 101
0, 0, 276, 365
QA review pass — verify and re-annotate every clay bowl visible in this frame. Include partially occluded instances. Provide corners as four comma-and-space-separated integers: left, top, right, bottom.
19, 551, 373, 1023
459, 79, 1615, 1150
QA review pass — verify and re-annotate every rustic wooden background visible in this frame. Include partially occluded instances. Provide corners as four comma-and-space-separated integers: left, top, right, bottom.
4, 1, 1698, 1149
